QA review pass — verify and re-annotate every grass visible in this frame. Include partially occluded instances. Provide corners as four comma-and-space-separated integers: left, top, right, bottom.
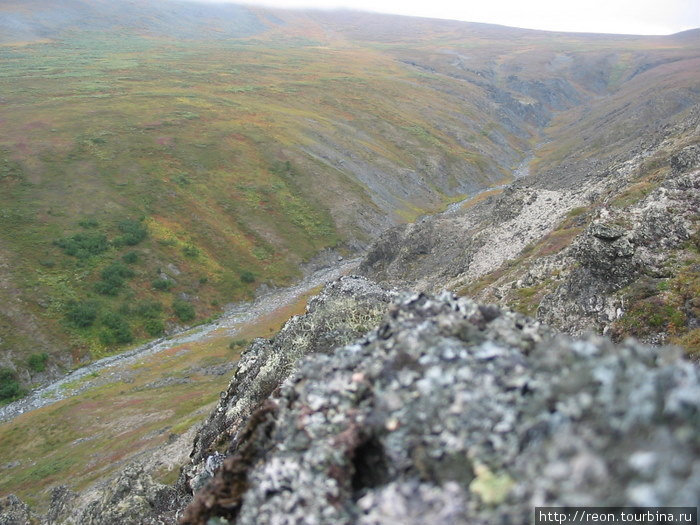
531, 227, 584, 258
510, 282, 549, 317
0, 277, 318, 511
2, 14, 697, 382
612, 250, 699, 356
610, 181, 657, 209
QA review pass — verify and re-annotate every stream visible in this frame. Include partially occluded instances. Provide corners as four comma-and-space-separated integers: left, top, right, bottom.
0, 257, 361, 423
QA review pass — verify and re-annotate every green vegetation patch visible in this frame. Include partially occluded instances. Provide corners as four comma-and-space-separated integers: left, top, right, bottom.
615, 297, 685, 335
240, 270, 255, 284
64, 300, 100, 328
94, 262, 135, 296
27, 353, 49, 373
55, 232, 109, 259
610, 181, 656, 209
99, 311, 134, 346
122, 251, 139, 264
152, 278, 174, 292
173, 299, 195, 323
115, 219, 147, 246
508, 279, 553, 317
0, 367, 26, 403
133, 300, 163, 319
143, 319, 165, 336
613, 256, 700, 357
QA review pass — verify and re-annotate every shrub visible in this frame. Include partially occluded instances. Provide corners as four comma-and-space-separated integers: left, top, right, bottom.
152, 278, 173, 291
172, 299, 195, 322
55, 232, 108, 259
100, 312, 133, 345
134, 300, 163, 319
0, 367, 25, 402
122, 251, 139, 264
228, 339, 248, 350
99, 329, 117, 346
101, 261, 135, 281
112, 325, 133, 344
115, 219, 147, 246
182, 244, 199, 257
94, 261, 135, 295
64, 300, 99, 328
240, 270, 255, 284
27, 353, 49, 373
143, 319, 165, 336
95, 274, 124, 296
102, 311, 126, 329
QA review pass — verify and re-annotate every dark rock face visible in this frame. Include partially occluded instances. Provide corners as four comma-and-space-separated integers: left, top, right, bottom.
590, 223, 626, 241
180, 290, 700, 524
539, 166, 699, 337
575, 222, 637, 278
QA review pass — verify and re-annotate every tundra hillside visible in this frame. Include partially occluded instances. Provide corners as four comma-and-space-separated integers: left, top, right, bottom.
2, 2, 698, 394
0, 2, 699, 523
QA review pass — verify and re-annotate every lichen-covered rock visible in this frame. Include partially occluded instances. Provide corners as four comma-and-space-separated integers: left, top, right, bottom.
539, 167, 699, 337
575, 221, 637, 279
180, 276, 397, 494
670, 143, 700, 174
44, 486, 77, 525
589, 222, 625, 241
0, 495, 33, 525
180, 291, 699, 524
78, 466, 182, 525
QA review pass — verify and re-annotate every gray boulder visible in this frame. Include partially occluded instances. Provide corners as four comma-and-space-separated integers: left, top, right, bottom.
180, 291, 699, 524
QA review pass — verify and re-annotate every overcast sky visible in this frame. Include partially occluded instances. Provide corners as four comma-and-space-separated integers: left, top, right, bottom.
204, 0, 700, 35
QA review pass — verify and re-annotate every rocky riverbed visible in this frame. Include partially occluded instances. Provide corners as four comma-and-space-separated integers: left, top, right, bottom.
0, 258, 361, 423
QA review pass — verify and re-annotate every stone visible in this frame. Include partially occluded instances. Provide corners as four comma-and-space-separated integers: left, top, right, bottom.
0, 495, 32, 525
179, 290, 699, 524
590, 223, 625, 241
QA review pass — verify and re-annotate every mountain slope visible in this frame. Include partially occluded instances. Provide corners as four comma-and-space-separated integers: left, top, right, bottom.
360, 97, 700, 353
0, 4, 699, 521
1, 1, 699, 390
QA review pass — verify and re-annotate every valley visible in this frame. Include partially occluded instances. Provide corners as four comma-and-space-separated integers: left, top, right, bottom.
0, 254, 357, 509
0, 1, 698, 522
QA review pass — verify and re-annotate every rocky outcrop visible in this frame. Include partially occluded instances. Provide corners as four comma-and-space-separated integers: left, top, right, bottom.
0, 495, 34, 525
7, 276, 698, 524
180, 277, 397, 495
76, 466, 183, 525
179, 290, 699, 524
358, 105, 700, 349
539, 147, 700, 338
